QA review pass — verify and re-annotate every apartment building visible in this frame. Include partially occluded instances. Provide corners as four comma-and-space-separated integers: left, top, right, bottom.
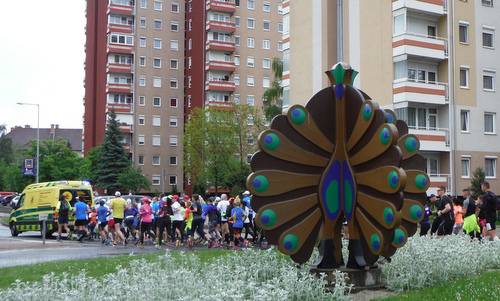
283, 0, 500, 195
84, 0, 184, 192
185, 0, 283, 112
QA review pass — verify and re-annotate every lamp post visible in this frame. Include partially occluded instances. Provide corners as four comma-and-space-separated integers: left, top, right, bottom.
17, 102, 40, 183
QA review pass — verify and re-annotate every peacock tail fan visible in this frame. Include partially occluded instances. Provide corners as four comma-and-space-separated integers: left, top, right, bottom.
248, 62, 429, 268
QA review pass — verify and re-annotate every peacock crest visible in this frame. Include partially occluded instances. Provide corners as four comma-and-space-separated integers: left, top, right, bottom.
247, 62, 429, 268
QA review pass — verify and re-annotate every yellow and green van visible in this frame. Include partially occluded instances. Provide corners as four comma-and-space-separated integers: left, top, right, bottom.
9, 181, 94, 237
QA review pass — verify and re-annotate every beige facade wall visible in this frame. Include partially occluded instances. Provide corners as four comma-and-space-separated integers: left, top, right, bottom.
455, 151, 500, 193
134, 3, 184, 192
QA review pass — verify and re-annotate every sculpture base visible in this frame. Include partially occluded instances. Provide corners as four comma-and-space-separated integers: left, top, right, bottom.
310, 267, 385, 293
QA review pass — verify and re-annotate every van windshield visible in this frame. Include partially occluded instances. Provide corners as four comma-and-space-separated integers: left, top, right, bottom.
59, 189, 93, 206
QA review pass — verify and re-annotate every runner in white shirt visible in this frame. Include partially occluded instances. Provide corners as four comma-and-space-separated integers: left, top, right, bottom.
217, 194, 230, 245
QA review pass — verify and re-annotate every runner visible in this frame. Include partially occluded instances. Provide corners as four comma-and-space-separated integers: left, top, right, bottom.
205, 197, 221, 248
230, 198, 245, 249
157, 196, 173, 247
171, 195, 184, 247
110, 191, 127, 246
74, 197, 90, 242
56, 194, 72, 241
217, 194, 230, 246
97, 200, 110, 245
137, 197, 155, 247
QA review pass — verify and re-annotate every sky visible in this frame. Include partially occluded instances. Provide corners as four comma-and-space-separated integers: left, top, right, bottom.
0, 0, 86, 132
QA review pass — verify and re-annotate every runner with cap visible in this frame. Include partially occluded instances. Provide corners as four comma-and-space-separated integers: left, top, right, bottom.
110, 191, 127, 246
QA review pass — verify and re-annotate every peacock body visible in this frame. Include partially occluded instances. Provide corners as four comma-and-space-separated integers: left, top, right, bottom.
247, 63, 429, 268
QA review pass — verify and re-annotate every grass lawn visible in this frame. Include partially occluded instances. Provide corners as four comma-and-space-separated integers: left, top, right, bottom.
380, 270, 500, 301
0, 249, 228, 290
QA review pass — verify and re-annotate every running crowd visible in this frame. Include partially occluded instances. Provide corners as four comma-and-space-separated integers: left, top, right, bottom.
55, 190, 262, 249
419, 182, 498, 241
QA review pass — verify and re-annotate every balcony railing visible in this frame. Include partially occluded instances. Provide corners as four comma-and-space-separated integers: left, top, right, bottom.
206, 20, 236, 33
206, 100, 234, 109
408, 127, 450, 150
206, 40, 235, 52
393, 78, 448, 105
205, 60, 236, 72
108, 23, 134, 34
428, 174, 450, 192
393, 32, 448, 60
205, 80, 236, 92
392, 0, 447, 16
108, 0, 134, 15
107, 62, 133, 74
206, 0, 236, 13
118, 123, 134, 133
107, 43, 134, 54
106, 82, 132, 94
106, 102, 133, 114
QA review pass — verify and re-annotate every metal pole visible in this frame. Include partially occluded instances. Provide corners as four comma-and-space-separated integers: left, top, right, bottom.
36, 104, 40, 183
42, 220, 46, 245
337, 0, 344, 62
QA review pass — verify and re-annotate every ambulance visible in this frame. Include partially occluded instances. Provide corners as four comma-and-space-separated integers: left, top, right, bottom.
9, 181, 94, 237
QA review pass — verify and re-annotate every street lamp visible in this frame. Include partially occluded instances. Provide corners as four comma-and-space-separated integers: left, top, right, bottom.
17, 102, 40, 183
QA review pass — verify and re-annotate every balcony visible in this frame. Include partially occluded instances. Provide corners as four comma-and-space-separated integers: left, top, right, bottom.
107, 62, 133, 74
107, 43, 133, 54
205, 80, 236, 92
206, 40, 235, 52
392, 0, 447, 16
393, 79, 448, 105
206, 20, 236, 33
108, 1, 134, 16
427, 174, 450, 193
106, 82, 132, 94
206, 0, 236, 13
408, 128, 450, 151
206, 60, 235, 72
106, 103, 133, 114
108, 23, 134, 35
393, 33, 448, 61
205, 100, 234, 109
118, 123, 134, 133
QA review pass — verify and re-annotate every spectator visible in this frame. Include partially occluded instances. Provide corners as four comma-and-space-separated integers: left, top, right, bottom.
480, 182, 497, 241
452, 199, 463, 234
461, 188, 476, 218
431, 186, 453, 236
56, 194, 72, 241
420, 195, 433, 236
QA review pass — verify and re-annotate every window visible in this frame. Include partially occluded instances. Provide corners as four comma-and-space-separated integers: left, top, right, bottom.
247, 136, 255, 145
247, 95, 255, 106
170, 22, 179, 32
138, 155, 144, 165
247, 76, 255, 86
278, 22, 284, 33
138, 135, 145, 145
139, 37, 146, 47
152, 116, 161, 127
483, 71, 495, 91
485, 113, 496, 134
427, 26, 436, 38
427, 158, 438, 176
153, 58, 161, 68
246, 56, 255, 67
110, 34, 134, 45
169, 135, 178, 146
154, 19, 162, 29
247, 116, 254, 126
428, 72, 436, 83
459, 22, 469, 43
461, 157, 471, 178
460, 110, 470, 132
152, 175, 161, 186
485, 157, 497, 178
170, 98, 178, 107
154, 0, 162, 11
169, 117, 178, 127
139, 96, 145, 106
140, 17, 146, 28
153, 97, 161, 107
247, 18, 255, 29
263, 77, 270, 88
393, 13, 405, 36
247, 37, 254, 48
234, 55, 240, 66
152, 156, 160, 165
139, 76, 146, 87
170, 40, 179, 50
152, 135, 161, 146
170, 156, 177, 165
460, 67, 469, 88
263, 20, 270, 31
153, 77, 162, 88
170, 79, 178, 89
171, 2, 179, 12
170, 59, 178, 69
235, 36, 240, 46
138, 115, 145, 125
234, 94, 240, 104
153, 38, 162, 49
263, 58, 271, 69
482, 27, 494, 48
234, 74, 240, 86
235, 16, 240, 27
262, 39, 270, 49
247, 0, 255, 10
169, 176, 177, 185
140, 0, 147, 8
263, 1, 271, 12
139, 56, 146, 67
278, 42, 283, 51
482, 0, 493, 7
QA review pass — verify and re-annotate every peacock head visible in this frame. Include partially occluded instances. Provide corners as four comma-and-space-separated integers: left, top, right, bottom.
325, 62, 359, 100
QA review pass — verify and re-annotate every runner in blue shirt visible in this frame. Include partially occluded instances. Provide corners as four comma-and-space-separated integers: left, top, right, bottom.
74, 197, 90, 242
97, 200, 110, 244
230, 198, 246, 248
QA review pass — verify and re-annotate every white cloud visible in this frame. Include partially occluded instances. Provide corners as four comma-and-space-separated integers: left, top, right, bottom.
0, 0, 86, 131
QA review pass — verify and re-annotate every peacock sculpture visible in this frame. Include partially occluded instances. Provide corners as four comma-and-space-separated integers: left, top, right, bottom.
247, 62, 430, 269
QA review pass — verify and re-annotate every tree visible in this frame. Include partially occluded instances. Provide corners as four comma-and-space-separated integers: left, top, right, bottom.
94, 111, 130, 193
0, 124, 14, 164
470, 167, 485, 198
262, 58, 284, 122
117, 166, 150, 193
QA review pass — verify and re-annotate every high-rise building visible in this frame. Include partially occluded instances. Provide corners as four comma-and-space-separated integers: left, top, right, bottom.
84, 0, 184, 192
84, 0, 283, 193
283, 0, 500, 195
185, 0, 283, 112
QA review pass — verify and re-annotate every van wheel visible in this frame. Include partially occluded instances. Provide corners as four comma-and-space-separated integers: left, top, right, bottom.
10, 222, 19, 237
